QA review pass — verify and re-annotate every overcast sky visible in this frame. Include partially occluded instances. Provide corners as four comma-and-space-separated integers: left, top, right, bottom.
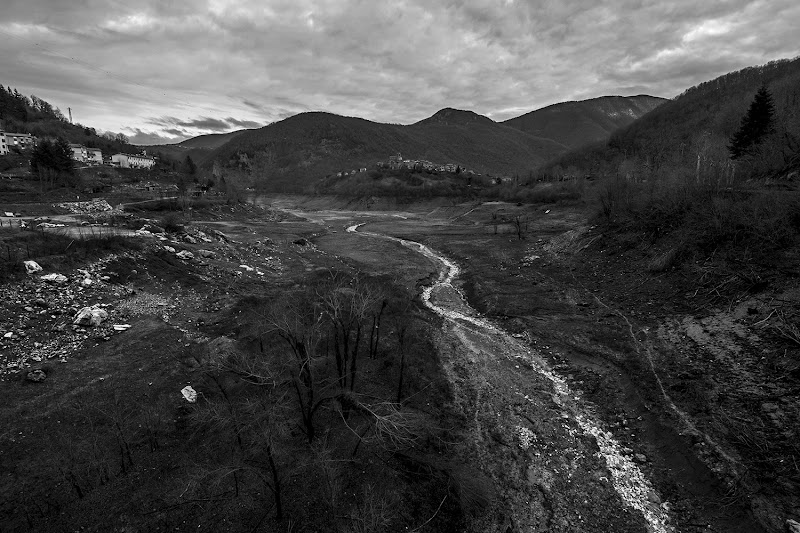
1, 0, 798, 145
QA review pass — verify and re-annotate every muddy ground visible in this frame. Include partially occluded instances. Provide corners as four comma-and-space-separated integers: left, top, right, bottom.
351, 198, 799, 533
1, 194, 798, 532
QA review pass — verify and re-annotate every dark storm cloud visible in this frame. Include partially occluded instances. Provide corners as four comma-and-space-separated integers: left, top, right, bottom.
148, 115, 262, 131
124, 128, 190, 145
224, 117, 264, 129
0, 0, 797, 132
150, 116, 232, 131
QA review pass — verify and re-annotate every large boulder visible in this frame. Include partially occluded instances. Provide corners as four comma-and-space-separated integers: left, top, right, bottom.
24, 261, 42, 274
73, 306, 109, 327
181, 385, 198, 403
26, 369, 47, 383
41, 273, 68, 284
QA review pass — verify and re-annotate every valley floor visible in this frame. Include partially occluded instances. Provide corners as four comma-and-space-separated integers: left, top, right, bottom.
0, 194, 797, 532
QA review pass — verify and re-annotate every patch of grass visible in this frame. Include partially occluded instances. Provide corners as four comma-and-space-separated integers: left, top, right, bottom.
0, 227, 141, 280
159, 212, 184, 233
596, 176, 800, 264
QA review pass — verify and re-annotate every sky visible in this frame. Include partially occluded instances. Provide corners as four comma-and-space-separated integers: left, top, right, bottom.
1, 0, 798, 145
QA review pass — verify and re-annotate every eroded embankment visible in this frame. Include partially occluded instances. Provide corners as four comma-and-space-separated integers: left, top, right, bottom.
346, 223, 673, 533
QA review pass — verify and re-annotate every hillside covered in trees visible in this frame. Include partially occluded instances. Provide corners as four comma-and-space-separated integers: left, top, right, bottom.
543, 58, 800, 182
0, 84, 136, 155
502, 95, 666, 150
196, 96, 663, 193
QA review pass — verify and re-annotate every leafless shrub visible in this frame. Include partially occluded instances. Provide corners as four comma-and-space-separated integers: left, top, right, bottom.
340, 394, 424, 452
772, 310, 800, 346
447, 465, 495, 517
646, 246, 681, 272
342, 484, 396, 533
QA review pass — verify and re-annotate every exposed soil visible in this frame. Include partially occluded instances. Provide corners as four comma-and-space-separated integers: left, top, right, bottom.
353, 199, 798, 533
2, 193, 798, 532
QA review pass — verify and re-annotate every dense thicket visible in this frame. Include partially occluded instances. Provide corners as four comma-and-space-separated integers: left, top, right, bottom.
29, 137, 76, 190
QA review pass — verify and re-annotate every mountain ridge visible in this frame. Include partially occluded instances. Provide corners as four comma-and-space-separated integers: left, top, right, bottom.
195, 95, 663, 191
502, 95, 667, 149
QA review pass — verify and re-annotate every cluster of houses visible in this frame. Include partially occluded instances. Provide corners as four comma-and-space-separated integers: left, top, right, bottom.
1, 130, 156, 171
68, 143, 156, 169
0, 130, 35, 155
335, 167, 368, 178
382, 153, 469, 174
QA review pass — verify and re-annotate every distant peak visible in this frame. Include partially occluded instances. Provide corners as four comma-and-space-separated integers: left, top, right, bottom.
416, 108, 495, 126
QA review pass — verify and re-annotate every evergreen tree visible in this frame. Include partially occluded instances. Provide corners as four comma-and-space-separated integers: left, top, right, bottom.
31, 137, 75, 190
728, 84, 775, 159
183, 155, 197, 176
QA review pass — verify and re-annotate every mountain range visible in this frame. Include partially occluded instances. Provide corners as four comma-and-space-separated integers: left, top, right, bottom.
147, 95, 665, 190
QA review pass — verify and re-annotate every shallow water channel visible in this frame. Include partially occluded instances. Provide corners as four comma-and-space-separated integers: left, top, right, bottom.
346, 222, 673, 533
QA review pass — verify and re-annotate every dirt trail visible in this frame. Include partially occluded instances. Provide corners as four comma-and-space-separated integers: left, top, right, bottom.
346, 223, 673, 532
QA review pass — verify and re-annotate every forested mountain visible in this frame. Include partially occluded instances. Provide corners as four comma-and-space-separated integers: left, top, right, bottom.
202, 110, 567, 191
0, 84, 137, 155
543, 58, 800, 181
177, 130, 250, 150
503, 95, 666, 149
144, 130, 252, 169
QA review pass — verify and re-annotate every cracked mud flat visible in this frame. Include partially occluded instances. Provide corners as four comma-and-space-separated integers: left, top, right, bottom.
347, 223, 672, 532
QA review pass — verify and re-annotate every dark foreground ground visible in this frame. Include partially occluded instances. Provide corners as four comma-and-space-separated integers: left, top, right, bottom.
0, 193, 798, 532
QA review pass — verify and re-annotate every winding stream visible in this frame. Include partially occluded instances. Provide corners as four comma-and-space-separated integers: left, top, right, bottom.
347, 222, 673, 533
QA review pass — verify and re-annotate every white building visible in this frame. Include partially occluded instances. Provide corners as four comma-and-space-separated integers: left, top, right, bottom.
87, 148, 103, 164
69, 143, 88, 162
111, 153, 155, 169
0, 131, 35, 155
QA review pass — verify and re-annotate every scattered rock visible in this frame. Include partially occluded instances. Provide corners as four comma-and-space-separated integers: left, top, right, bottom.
73, 306, 109, 327
26, 369, 47, 383
647, 491, 661, 504
787, 519, 800, 533
24, 261, 42, 274
761, 402, 779, 413
81, 278, 93, 287
140, 223, 165, 234
239, 264, 254, 272
183, 235, 197, 244
113, 324, 131, 331
198, 249, 215, 258
163, 246, 176, 253
40, 273, 68, 284
176, 250, 194, 260
181, 385, 198, 403
293, 238, 310, 246
34, 298, 48, 308
634, 453, 648, 463
55, 198, 114, 214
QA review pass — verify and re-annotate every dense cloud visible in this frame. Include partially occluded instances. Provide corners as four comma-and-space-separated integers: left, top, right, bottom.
1, 0, 797, 144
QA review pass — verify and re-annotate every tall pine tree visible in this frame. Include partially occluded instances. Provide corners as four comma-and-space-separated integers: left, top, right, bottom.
728, 84, 775, 159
